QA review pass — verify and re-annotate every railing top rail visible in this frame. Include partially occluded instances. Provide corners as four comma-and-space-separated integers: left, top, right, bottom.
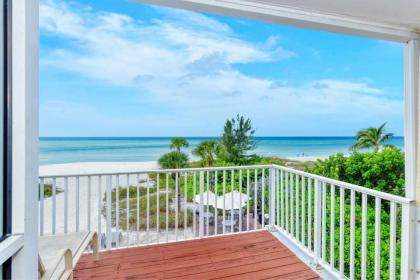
38, 164, 274, 178
39, 163, 412, 205
276, 165, 413, 205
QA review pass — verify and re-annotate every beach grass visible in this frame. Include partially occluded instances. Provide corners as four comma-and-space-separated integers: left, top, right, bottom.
105, 189, 194, 231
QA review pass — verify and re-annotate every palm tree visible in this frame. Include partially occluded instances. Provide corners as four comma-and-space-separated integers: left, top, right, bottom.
158, 151, 189, 169
170, 137, 189, 152
192, 140, 219, 167
158, 151, 189, 211
351, 122, 394, 152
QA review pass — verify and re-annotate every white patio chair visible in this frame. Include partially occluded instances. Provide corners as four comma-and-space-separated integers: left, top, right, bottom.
38, 231, 99, 280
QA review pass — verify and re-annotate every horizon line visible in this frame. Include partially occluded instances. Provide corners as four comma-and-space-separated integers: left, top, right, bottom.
39, 135, 405, 138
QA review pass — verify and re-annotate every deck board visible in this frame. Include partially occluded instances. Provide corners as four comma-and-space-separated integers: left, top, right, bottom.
74, 231, 320, 280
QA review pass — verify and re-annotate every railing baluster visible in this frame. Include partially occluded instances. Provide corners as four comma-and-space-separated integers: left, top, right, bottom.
374, 197, 382, 280
165, 173, 169, 242
389, 202, 396, 280
254, 169, 257, 231
87, 176, 91, 232
207, 171, 210, 236
314, 179, 322, 264
76, 177, 79, 232
239, 169, 243, 232
361, 193, 367, 280
308, 178, 312, 251
106, 176, 112, 250
295, 174, 299, 240
97, 176, 102, 249
184, 172, 188, 240
52, 178, 56, 235
193, 172, 197, 237
64, 177, 68, 234
301, 176, 305, 245
125, 174, 129, 246
40, 178, 45, 236
222, 169, 226, 233
147, 175, 150, 242
136, 174, 140, 244
350, 189, 356, 279
116, 175, 120, 247
246, 169, 250, 232
269, 167, 276, 229
222, 170, 226, 234
330, 184, 335, 268
290, 173, 294, 237
199, 171, 204, 238
280, 170, 284, 229
277, 169, 280, 228
322, 182, 327, 261
214, 171, 218, 235
156, 173, 160, 243
261, 169, 265, 229
231, 170, 234, 232
339, 187, 345, 277
285, 171, 289, 232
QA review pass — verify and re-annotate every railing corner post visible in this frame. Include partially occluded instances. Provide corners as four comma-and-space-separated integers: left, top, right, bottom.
401, 202, 415, 279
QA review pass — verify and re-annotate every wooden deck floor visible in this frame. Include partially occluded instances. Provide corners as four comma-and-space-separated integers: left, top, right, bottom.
74, 231, 320, 279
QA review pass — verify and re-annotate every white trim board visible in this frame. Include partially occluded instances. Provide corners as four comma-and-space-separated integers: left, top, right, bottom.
0, 235, 23, 266
135, 0, 420, 42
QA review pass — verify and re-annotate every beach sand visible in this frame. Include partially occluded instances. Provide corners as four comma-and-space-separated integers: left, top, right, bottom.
286, 156, 327, 162
39, 161, 160, 177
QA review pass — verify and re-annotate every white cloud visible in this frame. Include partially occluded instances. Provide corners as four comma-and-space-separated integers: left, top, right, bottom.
40, 0, 294, 86
311, 80, 383, 94
40, 0, 403, 136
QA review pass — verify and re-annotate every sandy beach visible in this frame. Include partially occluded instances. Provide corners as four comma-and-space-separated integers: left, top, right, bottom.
286, 156, 327, 162
39, 161, 160, 177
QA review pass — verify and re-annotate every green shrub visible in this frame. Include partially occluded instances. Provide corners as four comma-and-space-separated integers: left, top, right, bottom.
306, 147, 405, 196
38, 184, 62, 200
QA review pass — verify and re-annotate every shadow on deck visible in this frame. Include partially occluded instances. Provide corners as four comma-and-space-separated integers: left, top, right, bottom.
74, 231, 320, 279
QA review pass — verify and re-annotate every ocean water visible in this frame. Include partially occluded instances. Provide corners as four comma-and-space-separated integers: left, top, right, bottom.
39, 137, 404, 165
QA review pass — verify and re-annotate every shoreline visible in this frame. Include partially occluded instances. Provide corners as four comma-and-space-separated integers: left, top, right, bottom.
39, 161, 160, 177
39, 156, 327, 176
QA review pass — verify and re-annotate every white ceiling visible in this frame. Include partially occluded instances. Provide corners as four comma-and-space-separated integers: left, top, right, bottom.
137, 0, 420, 41
254, 0, 420, 30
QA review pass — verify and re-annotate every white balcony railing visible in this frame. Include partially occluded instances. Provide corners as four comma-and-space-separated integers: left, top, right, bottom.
39, 165, 413, 279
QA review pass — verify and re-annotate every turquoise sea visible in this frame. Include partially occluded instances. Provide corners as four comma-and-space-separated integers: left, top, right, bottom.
39, 137, 404, 165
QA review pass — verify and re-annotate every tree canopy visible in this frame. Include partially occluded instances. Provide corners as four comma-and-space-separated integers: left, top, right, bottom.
158, 151, 189, 170
192, 140, 219, 167
219, 115, 256, 165
351, 122, 393, 152
170, 137, 189, 152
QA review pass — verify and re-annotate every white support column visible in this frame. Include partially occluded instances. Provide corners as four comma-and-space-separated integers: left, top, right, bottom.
404, 39, 420, 279
11, 0, 39, 278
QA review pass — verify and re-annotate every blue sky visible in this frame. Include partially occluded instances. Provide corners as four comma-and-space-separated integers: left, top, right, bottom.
40, 0, 404, 137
